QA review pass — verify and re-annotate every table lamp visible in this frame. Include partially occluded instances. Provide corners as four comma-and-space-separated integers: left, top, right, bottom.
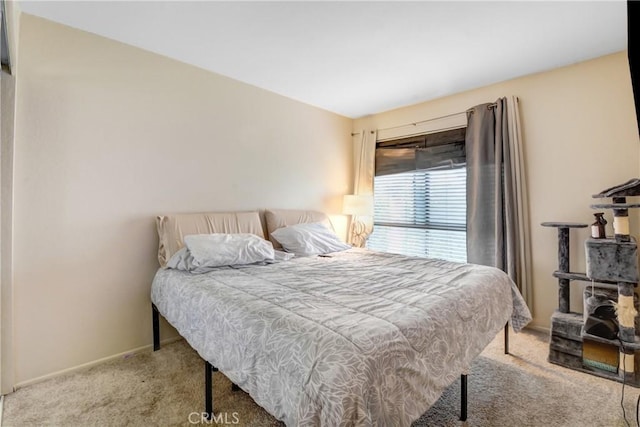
343, 194, 373, 247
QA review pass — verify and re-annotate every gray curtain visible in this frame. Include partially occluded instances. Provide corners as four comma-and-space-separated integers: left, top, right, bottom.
466, 97, 518, 282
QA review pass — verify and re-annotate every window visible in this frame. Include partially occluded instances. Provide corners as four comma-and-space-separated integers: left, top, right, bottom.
367, 129, 467, 263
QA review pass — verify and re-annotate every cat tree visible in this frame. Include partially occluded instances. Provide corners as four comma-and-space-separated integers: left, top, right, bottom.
543, 178, 640, 386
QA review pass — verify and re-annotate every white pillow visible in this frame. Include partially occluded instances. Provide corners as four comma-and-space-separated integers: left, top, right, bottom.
167, 233, 275, 273
270, 222, 351, 257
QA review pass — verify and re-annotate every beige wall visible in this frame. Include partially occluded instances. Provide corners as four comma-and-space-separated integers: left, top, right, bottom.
354, 52, 640, 331
12, 15, 352, 385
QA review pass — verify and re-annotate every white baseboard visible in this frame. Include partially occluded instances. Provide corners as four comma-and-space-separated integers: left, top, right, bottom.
13, 336, 183, 391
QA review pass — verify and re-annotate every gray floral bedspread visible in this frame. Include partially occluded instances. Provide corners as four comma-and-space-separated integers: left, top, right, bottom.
151, 249, 531, 426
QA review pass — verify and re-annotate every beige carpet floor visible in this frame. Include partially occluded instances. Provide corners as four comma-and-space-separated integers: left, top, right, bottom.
1, 329, 638, 426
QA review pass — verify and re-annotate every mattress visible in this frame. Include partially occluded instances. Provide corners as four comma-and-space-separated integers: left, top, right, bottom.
151, 248, 531, 426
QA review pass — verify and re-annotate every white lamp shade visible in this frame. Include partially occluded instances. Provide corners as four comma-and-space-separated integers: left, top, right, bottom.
343, 194, 373, 216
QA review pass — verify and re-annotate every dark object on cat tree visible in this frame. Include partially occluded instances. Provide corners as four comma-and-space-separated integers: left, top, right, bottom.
584, 305, 619, 341
590, 213, 607, 239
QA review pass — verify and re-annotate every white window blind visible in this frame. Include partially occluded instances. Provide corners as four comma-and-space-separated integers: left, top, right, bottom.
367, 167, 467, 263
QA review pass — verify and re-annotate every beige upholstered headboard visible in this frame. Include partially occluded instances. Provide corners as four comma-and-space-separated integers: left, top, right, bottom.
156, 211, 265, 267
264, 209, 333, 249
156, 209, 334, 266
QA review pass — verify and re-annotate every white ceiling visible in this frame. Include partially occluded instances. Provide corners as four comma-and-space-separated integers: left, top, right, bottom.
18, 1, 627, 118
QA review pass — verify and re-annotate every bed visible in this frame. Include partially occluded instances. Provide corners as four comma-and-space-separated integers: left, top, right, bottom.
150, 209, 531, 426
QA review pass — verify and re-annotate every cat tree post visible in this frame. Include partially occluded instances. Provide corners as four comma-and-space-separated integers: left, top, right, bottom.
541, 222, 587, 313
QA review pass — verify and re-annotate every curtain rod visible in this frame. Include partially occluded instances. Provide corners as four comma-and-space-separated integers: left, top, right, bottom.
467, 102, 497, 114
351, 102, 498, 136
350, 110, 463, 136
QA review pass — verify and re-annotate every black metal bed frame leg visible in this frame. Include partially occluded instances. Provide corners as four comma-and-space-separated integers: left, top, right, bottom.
205, 361, 213, 420
460, 374, 467, 422
504, 322, 509, 355
152, 304, 160, 351
457, 322, 508, 422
